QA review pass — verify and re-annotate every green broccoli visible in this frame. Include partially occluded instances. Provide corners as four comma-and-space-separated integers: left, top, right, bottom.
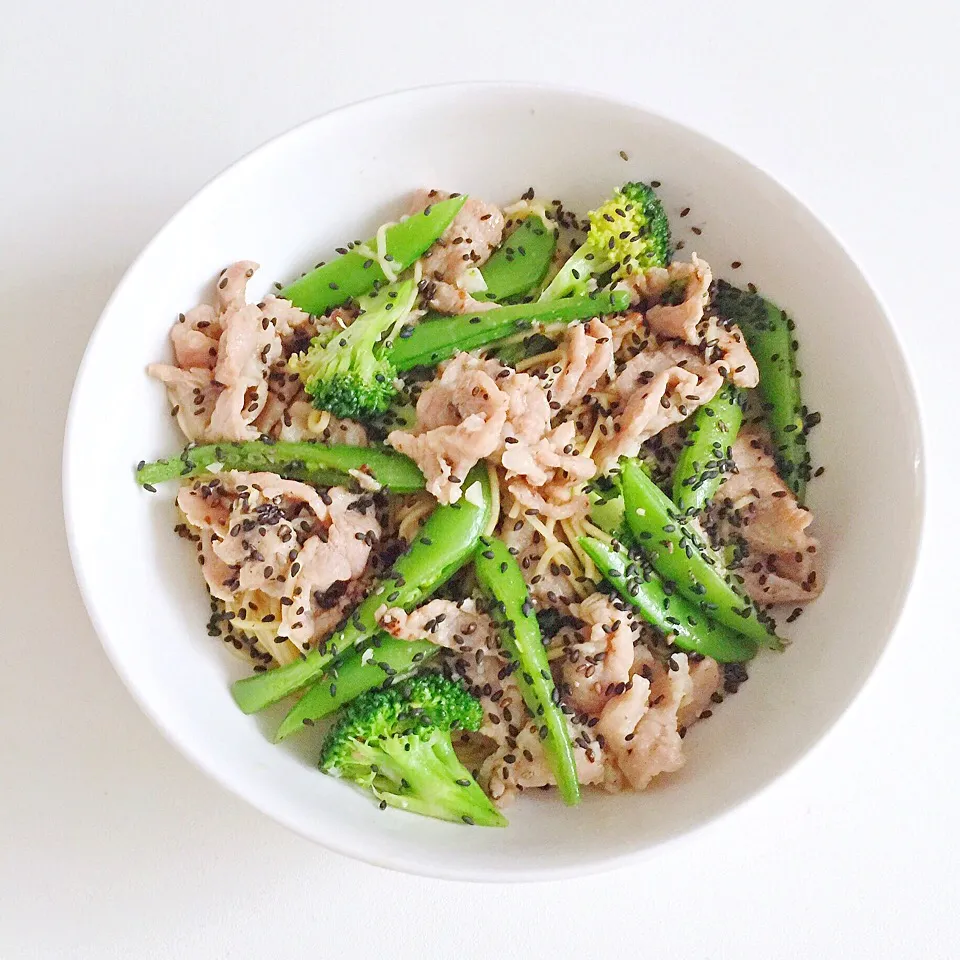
288, 277, 417, 420
540, 181, 671, 300
319, 673, 507, 827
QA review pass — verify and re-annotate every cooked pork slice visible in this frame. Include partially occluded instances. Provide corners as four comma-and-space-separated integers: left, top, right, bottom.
718, 427, 822, 605
501, 420, 595, 489
207, 304, 282, 441
618, 256, 759, 389
492, 363, 595, 507
561, 593, 638, 716
643, 255, 713, 343
389, 347, 598, 508
150, 261, 292, 443
548, 319, 615, 408
593, 339, 724, 471
387, 354, 509, 503
506, 477, 589, 522
257, 294, 315, 341
197, 528, 238, 601
597, 653, 693, 790
178, 473, 378, 650
171, 304, 221, 369
677, 656, 723, 729
712, 326, 759, 387
501, 518, 581, 609
146, 364, 221, 442
216, 260, 259, 313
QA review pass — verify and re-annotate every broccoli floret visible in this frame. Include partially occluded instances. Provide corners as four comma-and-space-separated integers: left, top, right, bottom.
319, 673, 507, 827
540, 181, 671, 300
288, 277, 417, 420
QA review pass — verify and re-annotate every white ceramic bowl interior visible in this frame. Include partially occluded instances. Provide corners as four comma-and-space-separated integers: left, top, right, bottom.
65, 84, 923, 881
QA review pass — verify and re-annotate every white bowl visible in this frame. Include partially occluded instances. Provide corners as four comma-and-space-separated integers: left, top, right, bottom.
64, 83, 924, 881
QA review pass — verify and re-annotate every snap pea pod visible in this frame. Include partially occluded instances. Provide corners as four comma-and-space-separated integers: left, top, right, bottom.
477, 215, 556, 302
273, 638, 437, 741
671, 385, 745, 514
136, 441, 424, 492
587, 488, 629, 542
619, 459, 781, 648
231, 467, 491, 714
714, 280, 811, 502
390, 291, 630, 371
280, 196, 467, 315
473, 536, 581, 807
492, 332, 559, 367
579, 537, 758, 663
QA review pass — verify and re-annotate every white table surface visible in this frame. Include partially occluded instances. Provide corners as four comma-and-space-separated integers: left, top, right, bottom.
3, 1, 957, 957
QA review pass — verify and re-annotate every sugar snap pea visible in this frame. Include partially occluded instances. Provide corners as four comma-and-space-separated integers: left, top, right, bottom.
579, 537, 758, 663
136, 441, 424, 492
280, 196, 467, 315
390, 291, 630, 371
620, 459, 781, 648
478, 214, 556, 302
714, 281, 813, 502
473, 536, 580, 806
273, 638, 437, 741
672, 385, 744, 514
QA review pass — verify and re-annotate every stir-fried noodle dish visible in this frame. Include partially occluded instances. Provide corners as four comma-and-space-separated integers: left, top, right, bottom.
137, 182, 822, 826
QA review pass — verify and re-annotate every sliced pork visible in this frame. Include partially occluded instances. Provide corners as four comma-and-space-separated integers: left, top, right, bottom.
717, 427, 822, 606
593, 338, 725, 471
178, 472, 379, 652
149, 261, 321, 443
561, 593, 638, 716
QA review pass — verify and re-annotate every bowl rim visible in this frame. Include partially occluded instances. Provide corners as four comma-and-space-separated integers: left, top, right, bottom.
62, 80, 927, 882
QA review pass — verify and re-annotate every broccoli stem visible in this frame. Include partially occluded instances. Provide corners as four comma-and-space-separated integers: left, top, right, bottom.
374, 733, 507, 827
538, 243, 610, 301
273, 638, 437, 742
474, 537, 581, 807
619, 459, 782, 648
477, 214, 557, 302
671, 385, 744, 514
714, 281, 811, 502
279, 196, 467, 315
579, 537, 758, 663
389, 290, 630, 371
136, 441, 424, 492
231, 467, 492, 714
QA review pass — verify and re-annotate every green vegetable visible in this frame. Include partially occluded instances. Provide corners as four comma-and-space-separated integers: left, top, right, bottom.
273, 638, 437, 742
478, 214, 556, 302
390, 291, 630, 371
135, 440, 424, 492
587, 487, 629, 542
288, 277, 418, 420
319, 673, 506, 826
231, 467, 492, 714
714, 281, 813, 501
280, 196, 467, 315
492, 332, 559, 367
671, 385, 745, 513
539, 182, 671, 300
619, 459, 781, 647
579, 537, 758, 663
473, 536, 580, 806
